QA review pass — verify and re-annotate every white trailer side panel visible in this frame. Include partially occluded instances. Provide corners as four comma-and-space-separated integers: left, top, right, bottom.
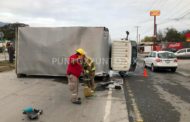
16, 27, 110, 76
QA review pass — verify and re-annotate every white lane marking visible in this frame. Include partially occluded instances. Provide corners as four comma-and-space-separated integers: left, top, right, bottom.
125, 79, 143, 122
103, 88, 112, 122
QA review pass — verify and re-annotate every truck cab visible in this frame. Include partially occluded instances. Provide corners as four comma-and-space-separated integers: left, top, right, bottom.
111, 40, 137, 76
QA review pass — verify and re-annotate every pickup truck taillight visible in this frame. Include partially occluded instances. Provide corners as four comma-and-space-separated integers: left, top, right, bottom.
155, 58, 162, 62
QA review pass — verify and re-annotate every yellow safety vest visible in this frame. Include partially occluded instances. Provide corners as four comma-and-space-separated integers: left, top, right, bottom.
84, 57, 96, 73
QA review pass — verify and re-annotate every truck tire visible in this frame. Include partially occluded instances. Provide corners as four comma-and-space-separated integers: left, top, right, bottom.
171, 68, 177, 73
119, 71, 126, 77
17, 74, 27, 78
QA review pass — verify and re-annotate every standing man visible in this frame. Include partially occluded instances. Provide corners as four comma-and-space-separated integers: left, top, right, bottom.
7, 43, 15, 63
67, 48, 85, 104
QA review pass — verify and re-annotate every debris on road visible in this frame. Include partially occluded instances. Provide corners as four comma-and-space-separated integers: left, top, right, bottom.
114, 85, 122, 90
95, 80, 123, 91
23, 107, 43, 120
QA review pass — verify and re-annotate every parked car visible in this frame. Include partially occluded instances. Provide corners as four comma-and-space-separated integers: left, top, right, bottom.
163, 48, 177, 53
144, 51, 178, 72
175, 48, 190, 59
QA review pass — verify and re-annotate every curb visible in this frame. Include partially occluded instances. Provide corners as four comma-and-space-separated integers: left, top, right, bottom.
176, 71, 190, 77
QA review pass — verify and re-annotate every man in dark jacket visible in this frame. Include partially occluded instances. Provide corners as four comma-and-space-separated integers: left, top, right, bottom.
7, 43, 15, 63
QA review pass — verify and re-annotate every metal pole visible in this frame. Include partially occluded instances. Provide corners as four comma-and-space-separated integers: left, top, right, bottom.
154, 16, 156, 37
153, 16, 157, 51
135, 26, 139, 44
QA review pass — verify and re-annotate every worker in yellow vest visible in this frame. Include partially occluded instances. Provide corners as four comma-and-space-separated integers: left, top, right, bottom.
83, 56, 96, 96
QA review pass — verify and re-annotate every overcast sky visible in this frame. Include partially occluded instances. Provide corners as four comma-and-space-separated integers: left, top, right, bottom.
0, 0, 190, 40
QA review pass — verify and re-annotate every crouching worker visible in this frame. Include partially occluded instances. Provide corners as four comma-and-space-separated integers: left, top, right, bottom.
67, 48, 85, 104
83, 56, 96, 97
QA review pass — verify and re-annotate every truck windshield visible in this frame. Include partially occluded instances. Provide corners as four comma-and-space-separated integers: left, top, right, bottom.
158, 52, 176, 58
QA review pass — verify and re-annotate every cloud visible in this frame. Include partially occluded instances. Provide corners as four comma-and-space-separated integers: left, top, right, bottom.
0, 0, 190, 40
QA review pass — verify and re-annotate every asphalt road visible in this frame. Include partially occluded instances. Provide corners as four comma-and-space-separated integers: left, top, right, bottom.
124, 60, 190, 122
0, 70, 129, 122
1, 55, 189, 122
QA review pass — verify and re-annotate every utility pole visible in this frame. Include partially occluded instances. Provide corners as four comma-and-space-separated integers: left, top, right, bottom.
135, 26, 139, 44
139, 34, 141, 44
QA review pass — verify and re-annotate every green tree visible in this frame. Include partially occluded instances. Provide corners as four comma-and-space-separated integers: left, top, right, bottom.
164, 28, 182, 42
142, 36, 153, 42
0, 22, 28, 41
157, 31, 164, 42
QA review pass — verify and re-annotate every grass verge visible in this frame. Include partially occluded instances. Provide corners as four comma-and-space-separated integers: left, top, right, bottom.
0, 61, 15, 72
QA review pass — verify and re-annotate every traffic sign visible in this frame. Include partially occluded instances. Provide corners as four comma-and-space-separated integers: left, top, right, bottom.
150, 10, 160, 16
185, 33, 190, 42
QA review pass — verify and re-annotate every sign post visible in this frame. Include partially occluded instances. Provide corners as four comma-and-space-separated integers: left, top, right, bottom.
150, 10, 160, 38
150, 10, 160, 51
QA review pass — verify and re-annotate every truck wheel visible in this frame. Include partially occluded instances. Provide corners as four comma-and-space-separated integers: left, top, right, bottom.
171, 68, 177, 73
17, 74, 26, 78
119, 71, 126, 77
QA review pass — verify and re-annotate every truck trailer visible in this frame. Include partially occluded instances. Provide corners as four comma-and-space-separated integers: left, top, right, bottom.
16, 27, 137, 77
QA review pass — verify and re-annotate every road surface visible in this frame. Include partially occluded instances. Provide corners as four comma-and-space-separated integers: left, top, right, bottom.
0, 70, 129, 122
124, 59, 190, 122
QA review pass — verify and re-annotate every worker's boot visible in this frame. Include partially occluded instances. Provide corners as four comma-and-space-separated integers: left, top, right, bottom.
71, 93, 81, 104
72, 98, 81, 104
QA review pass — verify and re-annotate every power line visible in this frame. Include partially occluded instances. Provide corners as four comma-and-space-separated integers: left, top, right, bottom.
158, 10, 190, 25
158, 0, 190, 23
138, 0, 190, 39
166, 0, 189, 18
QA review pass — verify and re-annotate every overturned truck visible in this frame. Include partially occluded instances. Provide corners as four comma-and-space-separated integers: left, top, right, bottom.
16, 27, 137, 77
